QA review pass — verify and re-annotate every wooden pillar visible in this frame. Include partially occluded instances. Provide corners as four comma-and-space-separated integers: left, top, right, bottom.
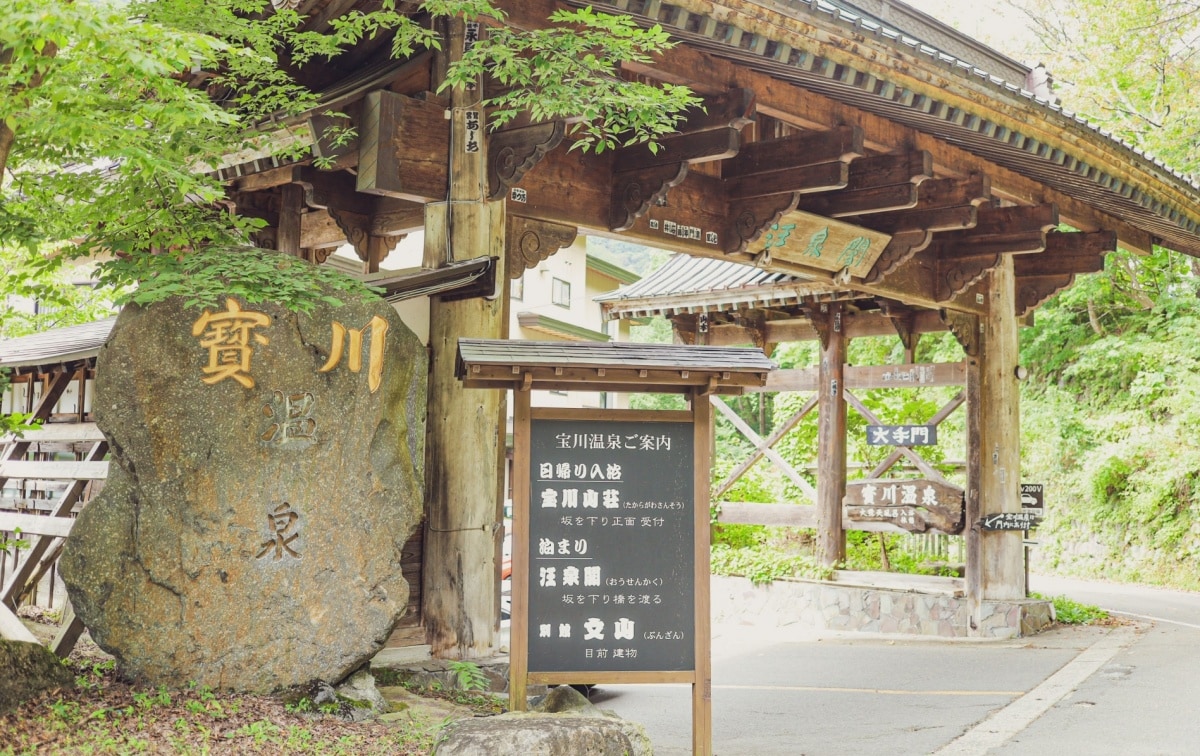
276, 184, 304, 257
814, 303, 847, 566
422, 16, 509, 658
691, 388, 713, 756
965, 257, 1025, 630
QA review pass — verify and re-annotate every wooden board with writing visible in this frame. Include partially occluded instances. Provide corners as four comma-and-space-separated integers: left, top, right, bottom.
527, 416, 695, 674
843, 478, 964, 535
758, 209, 892, 278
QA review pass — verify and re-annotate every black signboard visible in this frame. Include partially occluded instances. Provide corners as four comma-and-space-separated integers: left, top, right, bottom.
866, 424, 937, 446
979, 512, 1043, 531
1020, 483, 1044, 511
527, 418, 694, 674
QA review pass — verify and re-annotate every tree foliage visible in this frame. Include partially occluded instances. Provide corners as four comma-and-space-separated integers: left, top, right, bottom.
0, 0, 695, 310
1008, 0, 1200, 175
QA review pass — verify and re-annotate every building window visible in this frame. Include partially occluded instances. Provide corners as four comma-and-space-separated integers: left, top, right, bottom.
511, 275, 524, 301
552, 278, 571, 308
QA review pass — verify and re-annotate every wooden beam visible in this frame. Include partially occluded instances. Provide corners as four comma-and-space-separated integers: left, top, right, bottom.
722, 125, 863, 178
276, 183, 304, 256
952, 203, 1059, 238
936, 231, 1048, 259
764, 361, 965, 392
711, 397, 816, 501
859, 205, 978, 234
0, 511, 74, 538
725, 161, 847, 200
969, 258, 1026, 620
2, 441, 107, 610
848, 174, 991, 233
370, 197, 427, 237
797, 182, 918, 218
0, 461, 109, 480
1013, 250, 1106, 277
51, 605, 86, 658
612, 127, 740, 173
356, 90, 448, 202
0, 602, 37, 644
1, 423, 103, 444
300, 209, 345, 249
1044, 229, 1118, 256
678, 86, 757, 133
715, 502, 817, 528
844, 151, 933, 191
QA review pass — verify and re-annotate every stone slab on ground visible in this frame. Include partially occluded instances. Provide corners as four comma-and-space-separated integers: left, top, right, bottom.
433, 686, 651, 756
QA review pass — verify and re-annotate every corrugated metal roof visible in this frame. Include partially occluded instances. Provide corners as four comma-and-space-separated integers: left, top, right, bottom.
457, 338, 776, 373
0, 318, 115, 369
598, 254, 796, 301
595, 255, 856, 318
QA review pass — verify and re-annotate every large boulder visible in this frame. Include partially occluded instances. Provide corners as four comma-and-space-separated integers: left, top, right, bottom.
0, 640, 74, 715
61, 286, 425, 692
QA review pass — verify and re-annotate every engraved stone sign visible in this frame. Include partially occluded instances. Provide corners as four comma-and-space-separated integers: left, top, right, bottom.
62, 276, 426, 692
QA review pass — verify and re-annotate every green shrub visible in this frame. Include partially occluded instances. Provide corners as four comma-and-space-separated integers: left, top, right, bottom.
1030, 593, 1108, 625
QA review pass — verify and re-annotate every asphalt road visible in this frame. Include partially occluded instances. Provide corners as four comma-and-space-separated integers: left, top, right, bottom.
593, 575, 1200, 755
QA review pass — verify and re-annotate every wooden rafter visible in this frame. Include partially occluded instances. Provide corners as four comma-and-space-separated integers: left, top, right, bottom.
721, 125, 863, 178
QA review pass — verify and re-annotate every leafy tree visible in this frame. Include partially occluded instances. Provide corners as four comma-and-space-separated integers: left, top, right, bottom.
0, 0, 696, 312
1008, 0, 1200, 176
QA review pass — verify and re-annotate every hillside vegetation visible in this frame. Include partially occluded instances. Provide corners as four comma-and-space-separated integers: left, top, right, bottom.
1020, 252, 1200, 589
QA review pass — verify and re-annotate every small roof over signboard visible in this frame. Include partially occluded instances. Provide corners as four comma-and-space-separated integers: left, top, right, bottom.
456, 339, 775, 395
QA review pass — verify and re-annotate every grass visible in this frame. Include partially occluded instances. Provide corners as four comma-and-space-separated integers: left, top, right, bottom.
0, 659, 448, 755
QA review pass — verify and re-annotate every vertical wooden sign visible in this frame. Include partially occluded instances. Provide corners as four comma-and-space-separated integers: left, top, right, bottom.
510, 396, 712, 754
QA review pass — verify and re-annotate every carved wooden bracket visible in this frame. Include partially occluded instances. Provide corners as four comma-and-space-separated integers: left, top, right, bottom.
804, 303, 842, 352
327, 207, 403, 268
487, 121, 565, 201
726, 192, 801, 255
940, 310, 980, 357
733, 310, 770, 353
937, 253, 1000, 302
864, 230, 931, 284
609, 163, 688, 232
307, 247, 336, 265
1016, 274, 1075, 317
879, 301, 919, 353
506, 217, 578, 278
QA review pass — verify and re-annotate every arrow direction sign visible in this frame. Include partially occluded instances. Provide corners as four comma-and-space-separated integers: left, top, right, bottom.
979, 512, 1042, 531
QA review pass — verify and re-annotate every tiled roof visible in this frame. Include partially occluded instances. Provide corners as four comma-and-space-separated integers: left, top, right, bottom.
582, 0, 1200, 255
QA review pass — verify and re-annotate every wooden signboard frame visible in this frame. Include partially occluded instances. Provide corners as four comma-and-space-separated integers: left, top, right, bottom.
457, 338, 773, 756
510, 393, 713, 755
